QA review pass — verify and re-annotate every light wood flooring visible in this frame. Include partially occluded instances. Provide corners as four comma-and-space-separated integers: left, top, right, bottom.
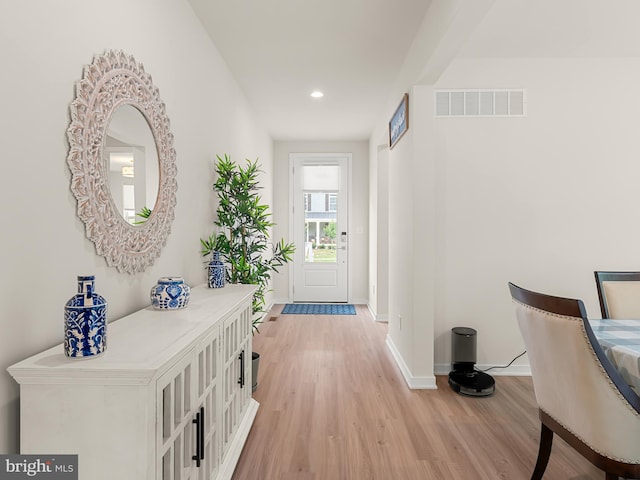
232, 305, 602, 479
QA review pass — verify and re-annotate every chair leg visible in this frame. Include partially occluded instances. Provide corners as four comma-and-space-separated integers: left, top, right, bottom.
531, 423, 553, 480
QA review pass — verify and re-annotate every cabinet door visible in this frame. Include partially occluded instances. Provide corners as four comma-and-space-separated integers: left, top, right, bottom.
157, 350, 196, 480
220, 301, 252, 461
194, 325, 220, 480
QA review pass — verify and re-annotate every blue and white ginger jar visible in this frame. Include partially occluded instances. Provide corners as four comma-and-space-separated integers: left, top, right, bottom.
64, 275, 107, 358
207, 251, 226, 289
151, 277, 190, 309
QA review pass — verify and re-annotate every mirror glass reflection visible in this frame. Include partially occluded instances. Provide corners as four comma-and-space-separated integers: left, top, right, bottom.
105, 105, 160, 225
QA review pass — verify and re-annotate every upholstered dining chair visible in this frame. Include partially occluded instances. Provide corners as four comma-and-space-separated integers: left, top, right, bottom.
594, 271, 640, 319
508, 282, 640, 480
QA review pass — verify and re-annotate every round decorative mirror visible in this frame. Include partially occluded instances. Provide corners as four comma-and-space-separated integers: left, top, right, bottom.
67, 50, 177, 274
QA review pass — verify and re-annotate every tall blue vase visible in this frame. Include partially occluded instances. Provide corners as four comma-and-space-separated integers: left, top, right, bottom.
64, 275, 107, 358
208, 252, 226, 289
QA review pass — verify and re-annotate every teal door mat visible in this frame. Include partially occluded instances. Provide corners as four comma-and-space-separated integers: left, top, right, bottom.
281, 304, 356, 315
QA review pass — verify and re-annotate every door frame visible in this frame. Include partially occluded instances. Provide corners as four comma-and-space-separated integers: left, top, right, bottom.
289, 152, 352, 302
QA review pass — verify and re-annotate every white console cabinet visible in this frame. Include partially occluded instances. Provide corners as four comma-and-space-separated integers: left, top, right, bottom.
8, 284, 258, 480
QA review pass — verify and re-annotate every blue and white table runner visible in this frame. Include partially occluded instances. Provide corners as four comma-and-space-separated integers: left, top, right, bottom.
589, 318, 640, 392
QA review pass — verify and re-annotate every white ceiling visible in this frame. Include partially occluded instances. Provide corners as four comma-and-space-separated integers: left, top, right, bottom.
458, 0, 640, 58
187, 0, 640, 142
188, 0, 432, 141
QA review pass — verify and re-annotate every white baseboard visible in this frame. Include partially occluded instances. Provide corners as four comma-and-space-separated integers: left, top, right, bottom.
434, 363, 531, 376
375, 313, 388, 322
271, 297, 369, 306
366, 304, 388, 322
350, 297, 369, 305
385, 335, 437, 389
258, 302, 277, 322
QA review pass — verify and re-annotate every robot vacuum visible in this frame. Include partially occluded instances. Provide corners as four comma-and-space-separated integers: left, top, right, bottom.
448, 327, 495, 397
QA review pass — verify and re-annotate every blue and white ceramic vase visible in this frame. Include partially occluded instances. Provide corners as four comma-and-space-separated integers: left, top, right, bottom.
207, 251, 226, 289
64, 275, 107, 358
151, 277, 191, 309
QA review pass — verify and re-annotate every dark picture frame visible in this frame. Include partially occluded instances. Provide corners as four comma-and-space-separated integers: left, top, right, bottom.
389, 93, 409, 149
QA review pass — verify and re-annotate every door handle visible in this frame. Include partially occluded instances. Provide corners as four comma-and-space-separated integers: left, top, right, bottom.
192, 406, 204, 467
238, 350, 245, 388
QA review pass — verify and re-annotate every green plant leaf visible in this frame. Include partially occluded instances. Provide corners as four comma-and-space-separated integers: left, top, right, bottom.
133, 206, 152, 225
203, 154, 296, 332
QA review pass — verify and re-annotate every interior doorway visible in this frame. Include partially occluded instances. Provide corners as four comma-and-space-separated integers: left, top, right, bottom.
290, 153, 350, 302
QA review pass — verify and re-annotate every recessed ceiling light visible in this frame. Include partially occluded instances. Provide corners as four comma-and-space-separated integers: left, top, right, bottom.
310, 90, 324, 98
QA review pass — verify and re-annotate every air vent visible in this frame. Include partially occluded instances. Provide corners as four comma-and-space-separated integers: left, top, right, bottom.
435, 89, 526, 117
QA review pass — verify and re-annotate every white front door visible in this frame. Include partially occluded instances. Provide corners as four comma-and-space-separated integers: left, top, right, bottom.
290, 153, 350, 302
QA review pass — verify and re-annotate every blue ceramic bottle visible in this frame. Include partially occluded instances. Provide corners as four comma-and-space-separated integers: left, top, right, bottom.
64, 275, 107, 358
207, 252, 226, 289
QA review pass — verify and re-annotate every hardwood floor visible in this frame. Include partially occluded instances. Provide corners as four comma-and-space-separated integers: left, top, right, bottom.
232, 305, 602, 479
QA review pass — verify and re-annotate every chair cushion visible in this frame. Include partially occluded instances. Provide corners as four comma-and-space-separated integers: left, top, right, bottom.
515, 301, 640, 463
603, 281, 640, 319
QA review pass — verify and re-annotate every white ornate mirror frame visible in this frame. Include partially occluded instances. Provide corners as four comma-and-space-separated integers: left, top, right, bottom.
67, 50, 177, 274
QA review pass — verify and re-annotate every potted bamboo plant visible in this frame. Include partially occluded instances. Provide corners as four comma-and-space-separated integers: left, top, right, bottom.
201, 154, 295, 391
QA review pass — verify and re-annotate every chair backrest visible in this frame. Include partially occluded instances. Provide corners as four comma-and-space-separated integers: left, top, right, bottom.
508, 282, 640, 462
594, 271, 640, 319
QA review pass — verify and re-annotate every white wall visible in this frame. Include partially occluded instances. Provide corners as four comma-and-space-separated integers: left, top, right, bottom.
272, 141, 369, 304
0, 0, 271, 453
365, 0, 486, 388
375, 55, 640, 385
431, 57, 640, 372
374, 56, 640, 384
368, 0, 640, 387
374, 88, 437, 389
369, 145, 389, 320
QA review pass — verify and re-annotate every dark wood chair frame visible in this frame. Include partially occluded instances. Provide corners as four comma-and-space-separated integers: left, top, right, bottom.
509, 282, 640, 480
594, 271, 640, 319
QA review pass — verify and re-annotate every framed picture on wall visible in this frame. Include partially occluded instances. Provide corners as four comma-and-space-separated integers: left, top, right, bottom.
389, 93, 409, 149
